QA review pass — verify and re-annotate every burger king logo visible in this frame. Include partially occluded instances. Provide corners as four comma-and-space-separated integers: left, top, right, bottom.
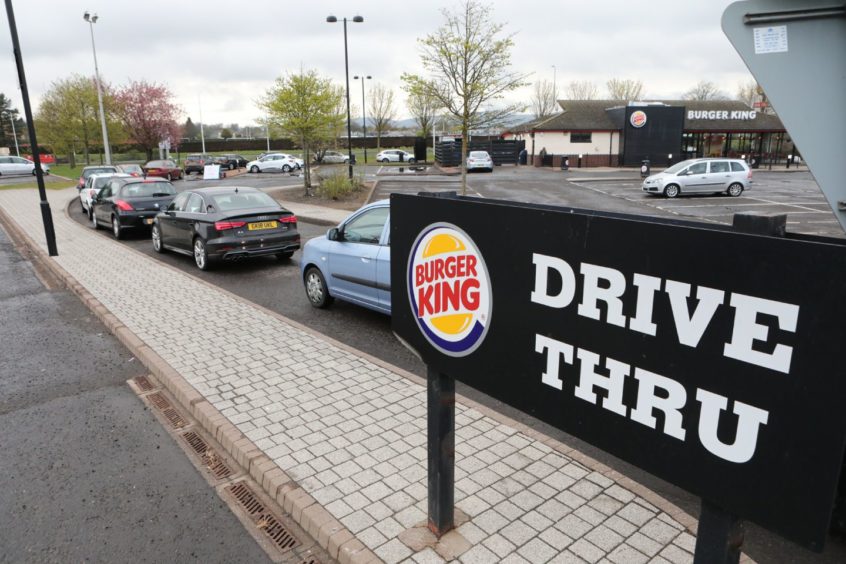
408, 223, 492, 357
630, 110, 647, 128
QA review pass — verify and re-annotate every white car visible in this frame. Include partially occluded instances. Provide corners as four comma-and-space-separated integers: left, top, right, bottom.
320, 150, 350, 164
466, 150, 493, 172
641, 158, 752, 198
79, 172, 130, 217
376, 149, 415, 163
0, 155, 49, 176
246, 153, 302, 173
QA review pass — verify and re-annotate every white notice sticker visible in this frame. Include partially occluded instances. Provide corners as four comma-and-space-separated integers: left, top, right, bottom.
753, 26, 788, 54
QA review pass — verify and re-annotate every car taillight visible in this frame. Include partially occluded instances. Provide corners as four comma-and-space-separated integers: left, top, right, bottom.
215, 220, 246, 231
747, 169, 752, 180
280, 215, 297, 224
115, 199, 134, 211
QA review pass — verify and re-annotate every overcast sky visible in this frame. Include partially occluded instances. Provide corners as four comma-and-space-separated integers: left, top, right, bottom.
0, 0, 753, 127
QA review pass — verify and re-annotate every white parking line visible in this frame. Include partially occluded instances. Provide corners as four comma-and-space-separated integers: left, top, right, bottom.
744, 197, 827, 214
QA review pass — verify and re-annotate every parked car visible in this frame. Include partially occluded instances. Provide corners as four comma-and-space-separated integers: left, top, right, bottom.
183, 154, 215, 174
215, 154, 248, 170
300, 200, 390, 314
246, 153, 301, 173
151, 186, 300, 271
0, 155, 49, 176
90, 177, 177, 240
376, 149, 415, 163
319, 150, 350, 164
79, 172, 130, 218
641, 158, 752, 198
143, 159, 183, 181
466, 150, 493, 172
76, 165, 118, 190
116, 163, 143, 177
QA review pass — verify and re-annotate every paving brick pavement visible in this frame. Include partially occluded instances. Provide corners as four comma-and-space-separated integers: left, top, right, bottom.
0, 187, 729, 563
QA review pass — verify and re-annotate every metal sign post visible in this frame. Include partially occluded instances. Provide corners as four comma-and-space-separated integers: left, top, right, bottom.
426, 368, 455, 537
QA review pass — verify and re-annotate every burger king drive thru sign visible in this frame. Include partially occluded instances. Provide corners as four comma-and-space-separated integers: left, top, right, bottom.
391, 193, 846, 550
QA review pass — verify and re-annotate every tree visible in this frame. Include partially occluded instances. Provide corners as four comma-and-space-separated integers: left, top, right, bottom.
565, 80, 598, 100
682, 80, 728, 101
368, 83, 396, 149
115, 81, 181, 161
183, 117, 199, 140
404, 84, 439, 139
35, 74, 123, 166
220, 127, 233, 140
402, 0, 528, 194
606, 78, 644, 100
530, 79, 558, 119
262, 70, 344, 194
0, 93, 24, 152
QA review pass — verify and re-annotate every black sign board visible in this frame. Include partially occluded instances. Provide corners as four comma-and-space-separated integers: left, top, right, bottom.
391, 194, 846, 550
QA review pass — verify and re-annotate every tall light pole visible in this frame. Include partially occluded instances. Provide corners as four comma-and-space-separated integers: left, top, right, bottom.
327, 14, 363, 180
551, 65, 557, 102
8, 111, 19, 156
354, 75, 371, 164
83, 11, 111, 165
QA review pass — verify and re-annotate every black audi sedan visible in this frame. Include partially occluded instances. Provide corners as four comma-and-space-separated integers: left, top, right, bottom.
151, 186, 300, 271
91, 176, 177, 239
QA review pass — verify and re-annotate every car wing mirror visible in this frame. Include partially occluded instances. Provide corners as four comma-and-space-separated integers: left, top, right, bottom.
327, 227, 341, 241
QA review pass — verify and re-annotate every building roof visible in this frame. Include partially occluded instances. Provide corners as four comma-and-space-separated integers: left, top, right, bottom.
508, 99, 785, 133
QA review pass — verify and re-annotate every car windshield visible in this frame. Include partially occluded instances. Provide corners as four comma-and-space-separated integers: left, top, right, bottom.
469, 152, 489, 158
210, 191, 279, 211
663, 160, 696, 174
146, 161, 167, 167
120, 181, 176, 197
93, 176, 114, 189
83, 167, 116, 179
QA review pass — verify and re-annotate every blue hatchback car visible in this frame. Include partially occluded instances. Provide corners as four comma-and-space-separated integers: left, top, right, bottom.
300, 200, 391, 315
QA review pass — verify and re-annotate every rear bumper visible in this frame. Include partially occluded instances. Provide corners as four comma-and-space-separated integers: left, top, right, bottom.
207, 232, 301, 260
116, 211, 159, 228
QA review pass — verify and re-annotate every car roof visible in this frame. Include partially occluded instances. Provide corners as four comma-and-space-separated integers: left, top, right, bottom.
187, 186, 262, 195
82, 165, 117, 171
89, 172, 130, 180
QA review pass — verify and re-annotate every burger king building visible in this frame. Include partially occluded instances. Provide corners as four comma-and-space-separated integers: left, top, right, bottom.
504, 99, 788, 167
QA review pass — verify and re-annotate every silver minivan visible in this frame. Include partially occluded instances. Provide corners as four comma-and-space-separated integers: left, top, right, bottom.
642, 158, 751, 198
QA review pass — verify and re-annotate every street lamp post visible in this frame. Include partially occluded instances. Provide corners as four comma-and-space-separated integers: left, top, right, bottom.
327, 14, 363, 180
551, 65, 557, 102
83, 11, 111, 165
354, 75, 371, 164
9, 111, 19, 156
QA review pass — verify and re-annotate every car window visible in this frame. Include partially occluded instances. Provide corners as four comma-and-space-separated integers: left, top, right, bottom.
94, 177, 112, 189
185, 194, 204, 213
0, 157, 10, 164
14, 157, 29, 164
210, 191, 279, 211
120, 181, 175, 197
169, 192, 189, 211
730, 162, 746, 172
688, 162, 707, 175
342, 207, 389, 244
710, 161, 730, 173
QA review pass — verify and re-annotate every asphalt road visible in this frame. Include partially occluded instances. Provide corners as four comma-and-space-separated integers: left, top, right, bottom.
65, 171, 846, 563
0, 226, 272, 563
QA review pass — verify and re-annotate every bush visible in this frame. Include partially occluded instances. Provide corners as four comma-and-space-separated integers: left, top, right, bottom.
317, 170, 363, 199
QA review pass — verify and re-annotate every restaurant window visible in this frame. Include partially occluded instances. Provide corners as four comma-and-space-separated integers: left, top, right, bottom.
570, 132, 592, 143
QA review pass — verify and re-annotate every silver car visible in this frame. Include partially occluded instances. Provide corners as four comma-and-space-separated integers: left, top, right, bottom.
641, 158, 751, 198
376, 149, 415, 163
0, 155, 49, 176
466, 150, 493, 172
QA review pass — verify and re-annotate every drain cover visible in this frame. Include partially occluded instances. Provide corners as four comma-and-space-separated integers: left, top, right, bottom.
226, 482, 299, 553
134, 375, 155, 391
181, 431, 233, 480
147, 392, 187, 429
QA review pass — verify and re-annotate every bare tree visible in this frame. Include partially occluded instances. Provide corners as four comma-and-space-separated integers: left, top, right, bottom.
682, 80, 728, 101
405, 85, 439, 139
606, 78, 644, 100
531, 79, 558, 119
368, 83, 396, 150
736, 80, 759, 107
565, 80, 598, 100
402, 0, 528, 194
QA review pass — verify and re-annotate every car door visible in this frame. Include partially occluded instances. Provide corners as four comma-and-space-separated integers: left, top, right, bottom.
12, 157, 31, 174
0, 156, 11, 175
327, 206, 390, 309
92, 180, 117, 225
680, 161, 709, 192
158, 192, 189, 247
707, 160, 732, 191
375, 215, 391, 312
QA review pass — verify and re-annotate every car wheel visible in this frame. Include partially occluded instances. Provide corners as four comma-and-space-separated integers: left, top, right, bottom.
111, 216, 123, 240
276, 251, 294, 261
166, 173, 172, 181
408, 158, 416, 163
229, 163, 235, 170
193, 237, 211, 270
250, 165, 260, 173
90, 209, 99, 229
380, 158, 389, 163
727, 183, 744, 197
282, 164, 291, 172
31, 169, 36, 176
151, 224, 164, 253
664, 184, 680, 198
305, 266, 333, 308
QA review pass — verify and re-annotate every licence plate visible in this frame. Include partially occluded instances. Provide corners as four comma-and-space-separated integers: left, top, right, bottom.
145, 218, 155, 225
248, 221, 277, 231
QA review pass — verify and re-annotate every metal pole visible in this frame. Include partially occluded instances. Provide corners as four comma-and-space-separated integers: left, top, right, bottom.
85, 15, 111, 165
360, 77, 368, 164
427, 366, 455, 537
552, 64, 557, 101
266, 115, 270, 152
9, 111, 19, 156
343, 18, 353, 179
199, 95, 206, 154
4, 0, 57, 256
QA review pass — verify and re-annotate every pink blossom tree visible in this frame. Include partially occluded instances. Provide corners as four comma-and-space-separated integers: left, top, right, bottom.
115, 81, 182, 161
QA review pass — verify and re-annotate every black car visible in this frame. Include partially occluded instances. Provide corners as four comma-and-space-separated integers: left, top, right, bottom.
91, 177, 177, 240
216, 154, 248, 170
151, 186, 300, 271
